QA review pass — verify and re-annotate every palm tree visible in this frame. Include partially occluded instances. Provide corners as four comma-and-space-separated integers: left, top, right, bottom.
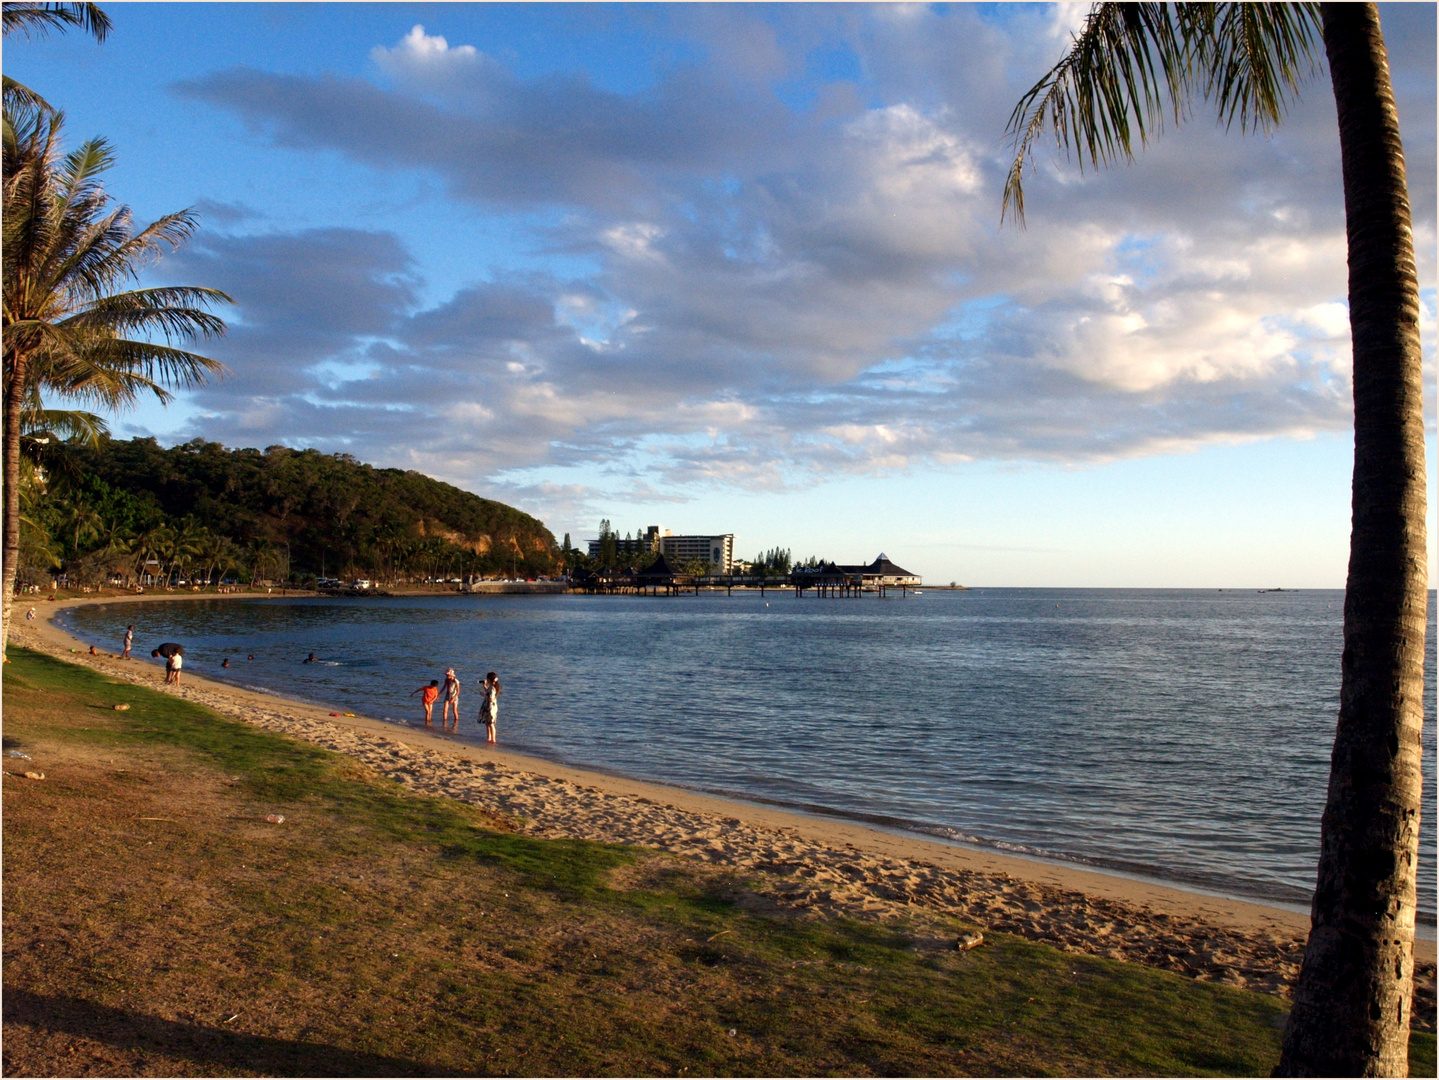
59, 496, 100, 558
130, 522, 172, 587
2, 106, 230, 648
1005, 5, 1425, 1074
214, 536, 244, 587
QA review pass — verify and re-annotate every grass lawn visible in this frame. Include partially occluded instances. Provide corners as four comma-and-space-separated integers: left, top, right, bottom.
3, 647, 1433, 1077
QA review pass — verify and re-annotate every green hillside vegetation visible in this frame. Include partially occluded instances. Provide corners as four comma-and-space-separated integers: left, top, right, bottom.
18, 437, 557, 588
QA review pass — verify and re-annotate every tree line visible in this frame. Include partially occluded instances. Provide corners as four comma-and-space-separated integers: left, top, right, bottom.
16, 436, 558, 590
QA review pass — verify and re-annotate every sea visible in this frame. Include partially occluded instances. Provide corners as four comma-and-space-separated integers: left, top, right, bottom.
60, 588, 1437, 925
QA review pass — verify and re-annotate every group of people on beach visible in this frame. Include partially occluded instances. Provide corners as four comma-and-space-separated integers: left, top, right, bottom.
111, 620, 501, 743
412, 668, 500, 743
116, 623, 183, 683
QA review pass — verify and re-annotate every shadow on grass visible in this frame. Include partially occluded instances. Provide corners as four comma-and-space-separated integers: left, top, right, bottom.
4, 990, 464, 1077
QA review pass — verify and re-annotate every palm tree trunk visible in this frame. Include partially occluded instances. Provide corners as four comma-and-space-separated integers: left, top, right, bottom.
1277, 5, 1428, 1076
1, 355, 29, 652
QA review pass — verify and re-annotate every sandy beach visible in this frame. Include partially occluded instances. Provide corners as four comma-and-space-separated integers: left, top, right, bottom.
9, 592, 1435, 1021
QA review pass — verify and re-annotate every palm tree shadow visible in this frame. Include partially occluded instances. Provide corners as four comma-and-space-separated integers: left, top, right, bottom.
4, 989, 466, 1076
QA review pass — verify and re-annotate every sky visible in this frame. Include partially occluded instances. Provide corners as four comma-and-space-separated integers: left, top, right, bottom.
6, 2, 1436, 586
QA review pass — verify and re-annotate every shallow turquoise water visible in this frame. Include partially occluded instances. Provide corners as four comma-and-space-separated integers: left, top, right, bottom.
62, 587, 1437, 919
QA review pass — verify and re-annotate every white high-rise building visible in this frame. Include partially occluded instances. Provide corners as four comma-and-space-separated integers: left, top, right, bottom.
660, 533, 734, 573
587, 525, 735, 572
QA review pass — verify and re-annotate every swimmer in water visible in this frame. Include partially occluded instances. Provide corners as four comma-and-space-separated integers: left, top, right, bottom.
221, 658, 230, 668
247, 654, 255, 661
304, 653, 318, 664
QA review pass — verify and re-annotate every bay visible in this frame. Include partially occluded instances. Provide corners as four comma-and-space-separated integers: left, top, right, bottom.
61, 587, 1437, 921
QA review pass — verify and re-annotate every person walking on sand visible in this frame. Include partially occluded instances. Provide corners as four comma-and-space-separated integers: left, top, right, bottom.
479, 671, 500, 744
410, 679, 440, 727
121, 625, 134, 658
440, 668, 461, 732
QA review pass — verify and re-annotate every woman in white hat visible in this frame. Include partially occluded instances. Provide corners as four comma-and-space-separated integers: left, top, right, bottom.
440, 668, 461, 732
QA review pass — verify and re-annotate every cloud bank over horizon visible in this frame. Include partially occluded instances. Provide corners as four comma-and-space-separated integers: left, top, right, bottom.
154, 4, 1434, 519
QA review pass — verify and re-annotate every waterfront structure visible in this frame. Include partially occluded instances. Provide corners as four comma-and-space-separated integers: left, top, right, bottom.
790, 554, 921, 597
845, 554, 920, 587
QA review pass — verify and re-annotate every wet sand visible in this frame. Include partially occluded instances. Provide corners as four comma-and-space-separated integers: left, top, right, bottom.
10, 592, 1435, 1015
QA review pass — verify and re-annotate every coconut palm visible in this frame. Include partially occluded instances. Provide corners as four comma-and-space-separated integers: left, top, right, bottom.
1005, 5, 1425, 1074
58, 496, 100, 558
2, 106, 230, 646
130, 522, 172, 586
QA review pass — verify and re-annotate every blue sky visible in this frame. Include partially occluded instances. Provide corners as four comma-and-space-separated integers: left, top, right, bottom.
7, 2, 1435, 586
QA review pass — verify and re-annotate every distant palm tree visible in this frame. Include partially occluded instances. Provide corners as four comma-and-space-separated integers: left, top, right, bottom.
130, 523, 172, 587
2, 106, 230, 646
214, 537, 244, 587
59, 497, 100, 557
1004, 5, 1425, 1074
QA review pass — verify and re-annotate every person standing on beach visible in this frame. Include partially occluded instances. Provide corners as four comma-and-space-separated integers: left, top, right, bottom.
152, 642, 184, 661
121, 625, 134, 658
440, 668, 461, 732
479, 671, 500, 744
411, 679, 440, 727
165, 651, 183, 684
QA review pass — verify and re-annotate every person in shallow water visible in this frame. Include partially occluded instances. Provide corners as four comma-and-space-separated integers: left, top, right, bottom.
411, 679, 440, 727
479, 671, 500, 744
440, 668, 461, 732
121, 624, 134, 658
221, 658, 230, 668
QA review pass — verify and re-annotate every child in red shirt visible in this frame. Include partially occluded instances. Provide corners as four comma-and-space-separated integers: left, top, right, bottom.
410, 679, 440, 727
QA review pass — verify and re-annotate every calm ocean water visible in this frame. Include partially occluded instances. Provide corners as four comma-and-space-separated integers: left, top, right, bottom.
61, 588, 1437, 920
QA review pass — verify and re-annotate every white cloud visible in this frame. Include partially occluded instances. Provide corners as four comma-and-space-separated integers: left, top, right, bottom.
170, 3, 1433, 504
371, 25, 480, 80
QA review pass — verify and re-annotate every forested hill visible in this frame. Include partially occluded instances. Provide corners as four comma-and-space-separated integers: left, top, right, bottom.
45, 437, 557, 583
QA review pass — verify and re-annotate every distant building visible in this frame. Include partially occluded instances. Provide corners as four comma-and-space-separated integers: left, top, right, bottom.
660, 533, 734, 573
791, 554, 921, 589
842, 553, 920, 587
587, 525, 735, 573
587, 525, 663, 559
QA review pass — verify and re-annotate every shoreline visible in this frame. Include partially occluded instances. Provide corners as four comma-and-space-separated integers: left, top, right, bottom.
43, 591, 1328, 921
11, 591, 1436, 1014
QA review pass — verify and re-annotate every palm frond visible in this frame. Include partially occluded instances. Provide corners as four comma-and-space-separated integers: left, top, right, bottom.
66, 288, 232, 341
2, 72, 52, 116
21, 405, 108, 445
1002, 2, 1322, 226
1200, 3, 1322, 134
2, 3, 111, 42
